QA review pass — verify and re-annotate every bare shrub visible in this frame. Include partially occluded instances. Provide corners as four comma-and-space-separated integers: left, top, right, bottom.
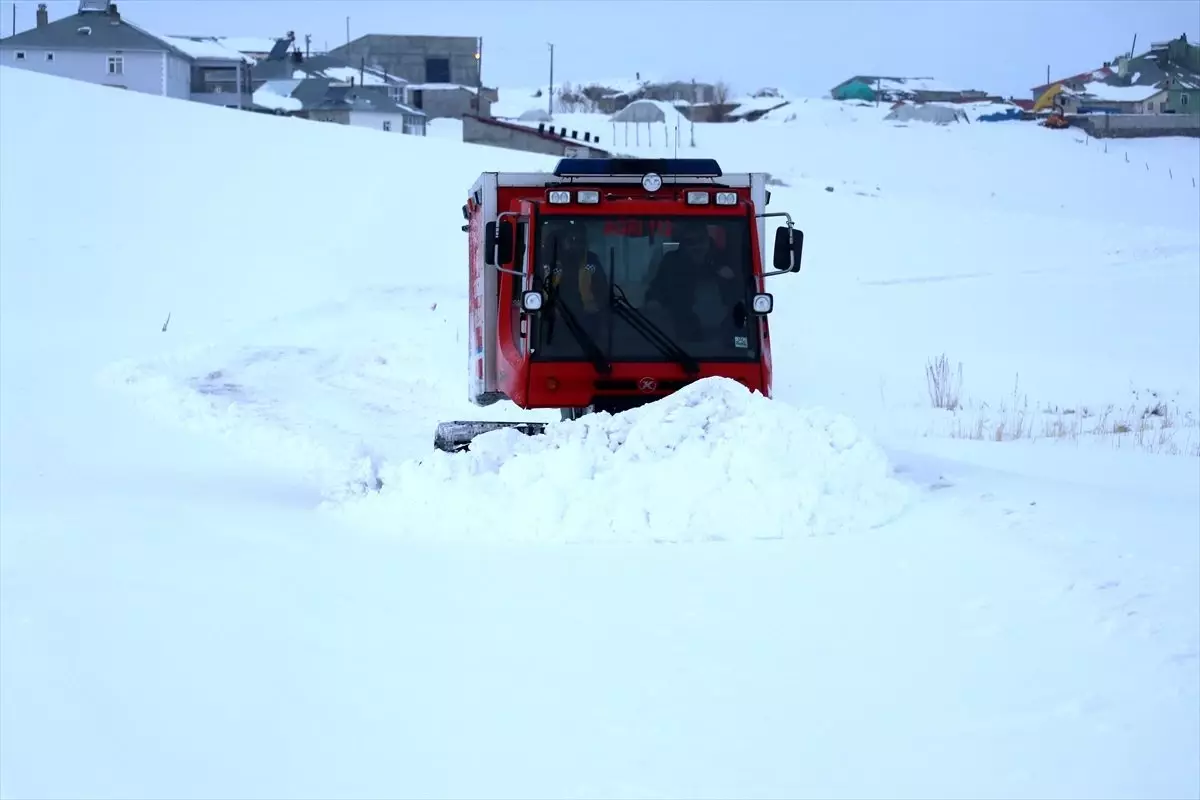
711, 80, 731, 105
925, 354, 963, 410
555, 81, 593, 113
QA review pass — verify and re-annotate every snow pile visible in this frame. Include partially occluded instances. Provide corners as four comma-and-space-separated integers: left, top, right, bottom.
335, 378, 913, 543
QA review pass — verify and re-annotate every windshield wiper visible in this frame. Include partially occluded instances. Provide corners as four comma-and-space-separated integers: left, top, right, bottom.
549, 291, 611, 374
610, 283, 700, 376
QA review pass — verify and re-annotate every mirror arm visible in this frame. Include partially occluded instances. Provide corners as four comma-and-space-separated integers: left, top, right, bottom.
755, 211, 795, 224
493, 211, 527, 276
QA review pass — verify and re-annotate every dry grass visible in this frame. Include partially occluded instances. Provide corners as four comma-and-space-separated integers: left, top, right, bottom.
925, 353, 963, 411
924, 357, 1200, 457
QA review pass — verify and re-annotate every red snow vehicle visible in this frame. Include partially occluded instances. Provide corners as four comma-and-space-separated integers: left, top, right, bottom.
434, 158, 805, 452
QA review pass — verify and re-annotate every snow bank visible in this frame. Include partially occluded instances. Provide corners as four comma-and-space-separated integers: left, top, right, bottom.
334, 378, 913, 543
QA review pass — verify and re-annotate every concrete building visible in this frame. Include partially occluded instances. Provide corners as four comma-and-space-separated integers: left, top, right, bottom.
248, 37, 411, 106
0, 0, 253, 108
253, 77, 427, 135
327, 34, 493, 119
1044, 34, 1200, 118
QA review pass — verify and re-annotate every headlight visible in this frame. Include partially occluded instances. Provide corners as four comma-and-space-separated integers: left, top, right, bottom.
686, 191, 710, 204
751, 293, 773, 314
715, 192, 738, 205
522, 290, 544, 312
577, 190, 600, 204
548, 191, 571, 204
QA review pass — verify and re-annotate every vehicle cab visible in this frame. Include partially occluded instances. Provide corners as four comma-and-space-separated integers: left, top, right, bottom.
464, 158, 803, 417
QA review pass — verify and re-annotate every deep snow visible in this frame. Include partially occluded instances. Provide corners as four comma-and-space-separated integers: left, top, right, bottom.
1, 66, 1198, 800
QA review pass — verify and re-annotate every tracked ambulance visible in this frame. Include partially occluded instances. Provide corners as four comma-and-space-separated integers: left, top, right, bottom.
434, 157, 804, 452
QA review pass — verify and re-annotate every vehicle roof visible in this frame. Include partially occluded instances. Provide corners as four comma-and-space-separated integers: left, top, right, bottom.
492, 172, 758, 188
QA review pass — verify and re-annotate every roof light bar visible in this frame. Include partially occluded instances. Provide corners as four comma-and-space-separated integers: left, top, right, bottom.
552, 158, 723, 178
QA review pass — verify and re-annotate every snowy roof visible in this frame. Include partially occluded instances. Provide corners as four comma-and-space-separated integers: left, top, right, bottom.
408, 83, 478, 94
1073, 82, 1167, 102
160, 35, 252, 63
252, 80, 302, 112
212, 36, 280, 54
1033, 67, 1113, 91
726, 95, 790, 118
297, 65, 400, 86
582, 76, 655, 96
609, 98, 689, 125
876, 77, 977, 94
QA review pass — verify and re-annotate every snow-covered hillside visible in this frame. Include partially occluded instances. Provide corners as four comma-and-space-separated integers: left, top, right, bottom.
1, 66, 1198, 800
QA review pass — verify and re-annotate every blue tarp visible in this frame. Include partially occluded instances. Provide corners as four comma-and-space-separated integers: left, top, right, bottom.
977, 107, 1023, 123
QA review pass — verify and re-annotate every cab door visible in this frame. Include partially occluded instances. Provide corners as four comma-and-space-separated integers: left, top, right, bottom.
494, 201, 537, 403
510, 200, 539, 359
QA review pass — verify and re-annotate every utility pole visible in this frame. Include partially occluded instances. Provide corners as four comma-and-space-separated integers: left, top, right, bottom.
547, 42, 554, 116
473, 36, 483, 115
345, 16, 350, 47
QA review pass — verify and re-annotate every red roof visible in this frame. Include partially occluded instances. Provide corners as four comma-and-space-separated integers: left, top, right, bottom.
1032, 66, 1112, 94
1010, 98, 1035, 110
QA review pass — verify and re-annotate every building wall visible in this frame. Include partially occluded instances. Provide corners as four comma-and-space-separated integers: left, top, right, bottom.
462, 115, 609, 157
411, 86, 490, 119
1140, 92, 1169, 114
0, 46, 170, 96
186, 58, 250, 108
165, 52, 190, 98
304, 109, 351, 125
1071, 112, 1200, 138
347, 109, 424, 134
1060, 94, 1154, 115
330, 35, 479, 86
1166, 88, 1198, 114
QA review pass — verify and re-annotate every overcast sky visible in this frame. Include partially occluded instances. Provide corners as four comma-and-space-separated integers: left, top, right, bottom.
6, 0, 1199, 97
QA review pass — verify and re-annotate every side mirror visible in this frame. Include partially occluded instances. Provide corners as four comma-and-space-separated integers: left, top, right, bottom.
772, 226, 804, 272
484, 221, 497, 266
497, 220, 516, 265
521, 290, 544, 313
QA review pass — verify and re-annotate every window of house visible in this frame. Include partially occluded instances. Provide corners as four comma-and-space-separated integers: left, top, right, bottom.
107, 55, 123, 75
45, 52, 54, 62
14, 51, 25, 60
425, 56, 450, 84
1160, 100, 1167, 112
1183, 93, 1190, 106
382, 120, 392, 132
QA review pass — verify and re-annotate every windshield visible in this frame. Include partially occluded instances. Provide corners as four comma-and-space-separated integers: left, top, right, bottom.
530, 216, 759, 363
